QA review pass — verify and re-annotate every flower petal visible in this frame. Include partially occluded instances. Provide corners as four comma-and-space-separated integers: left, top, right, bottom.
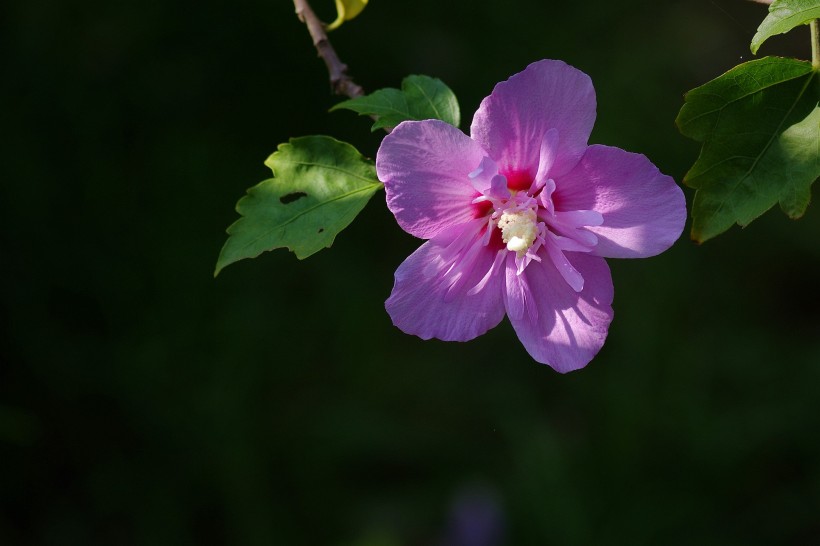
470, 59, 596, 180
554, 145, 686, 259
386, 221, 505, 341
505, 252, 613, 373
533, 128, 560, 189
377, 120, 487, 240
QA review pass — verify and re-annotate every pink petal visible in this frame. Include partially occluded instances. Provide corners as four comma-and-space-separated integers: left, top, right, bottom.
504, 254, 539, 323
386, 221, 505, 341
554, 145, 686, 259
376, 120, 487, 240
533, 128, 560, 188
544, 237, 585, 292
505, 252, 613, 373
470, 60, 596, 180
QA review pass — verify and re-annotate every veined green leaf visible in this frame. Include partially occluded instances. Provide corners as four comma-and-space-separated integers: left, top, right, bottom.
327, 0, 368, 31
676, 57, 820, 242
331, 75, 460, 131
215, 136, 382, 275
751, 0, 820, 54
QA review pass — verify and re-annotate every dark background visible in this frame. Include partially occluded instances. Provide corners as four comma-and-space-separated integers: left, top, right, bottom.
2, 0, 819, 544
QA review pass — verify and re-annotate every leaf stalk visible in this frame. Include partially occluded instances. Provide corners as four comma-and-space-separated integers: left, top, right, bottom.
812, 20, 820, 69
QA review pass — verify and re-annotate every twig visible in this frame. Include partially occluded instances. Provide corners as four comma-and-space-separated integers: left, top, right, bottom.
292, 0, 364, 99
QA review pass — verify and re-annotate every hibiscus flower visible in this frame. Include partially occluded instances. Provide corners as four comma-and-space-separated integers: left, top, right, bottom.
375, 60, 686, 372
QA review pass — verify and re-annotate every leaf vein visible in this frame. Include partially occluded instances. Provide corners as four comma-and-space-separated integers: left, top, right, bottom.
407, 80, 444, 119
274, 160, 379, 184
235, 183, 382, 252
709, 72, 815, 218
682, 71, 811, 126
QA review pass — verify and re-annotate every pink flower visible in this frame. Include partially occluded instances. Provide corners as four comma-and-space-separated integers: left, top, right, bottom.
376, 60, 686, 372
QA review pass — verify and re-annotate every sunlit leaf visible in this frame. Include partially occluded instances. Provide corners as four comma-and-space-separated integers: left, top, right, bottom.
751, 0, 820, 54
327, 0, 369, 31
676, 57, 820, 242
331, 75, 461, 131
215, 136, 382, 275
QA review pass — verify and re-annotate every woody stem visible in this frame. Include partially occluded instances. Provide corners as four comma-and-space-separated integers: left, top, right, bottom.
292, 0, 364, 99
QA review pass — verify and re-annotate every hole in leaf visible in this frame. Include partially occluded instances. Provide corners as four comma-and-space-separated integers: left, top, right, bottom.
318, 228, 325, 233
280, 192, 307, 204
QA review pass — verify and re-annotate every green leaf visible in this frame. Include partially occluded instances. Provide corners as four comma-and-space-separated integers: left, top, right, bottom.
331, 75, 460, 131
215, 136, 382, 275
751, 0, 820, 54
676, 57, 820, 243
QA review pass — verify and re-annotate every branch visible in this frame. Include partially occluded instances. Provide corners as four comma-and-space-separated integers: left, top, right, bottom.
292, 0, 365, 99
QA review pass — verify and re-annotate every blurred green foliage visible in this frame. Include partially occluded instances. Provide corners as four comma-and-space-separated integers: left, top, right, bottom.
1, 0, 819, 544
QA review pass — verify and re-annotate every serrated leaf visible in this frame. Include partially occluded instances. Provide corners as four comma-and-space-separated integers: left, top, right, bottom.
327, 0, 369, 31
331, 75, 460, 131
676, 57, 820, 243
215, 136, 382, 275
751, 0, 820, 54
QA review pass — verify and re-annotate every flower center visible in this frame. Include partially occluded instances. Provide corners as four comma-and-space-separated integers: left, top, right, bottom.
468, 145, 604, 290
497, 209, 538, 256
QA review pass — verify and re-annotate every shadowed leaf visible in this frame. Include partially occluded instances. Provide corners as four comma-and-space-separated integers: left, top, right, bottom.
332, 75, 460, 131
676, 57, 820, 242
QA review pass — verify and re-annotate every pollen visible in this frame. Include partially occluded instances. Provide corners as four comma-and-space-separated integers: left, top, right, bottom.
497, 209, 538, 256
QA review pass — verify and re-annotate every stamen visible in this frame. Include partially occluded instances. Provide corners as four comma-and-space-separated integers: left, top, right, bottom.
464, 152, 603, 291
497, 209, 538, 256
